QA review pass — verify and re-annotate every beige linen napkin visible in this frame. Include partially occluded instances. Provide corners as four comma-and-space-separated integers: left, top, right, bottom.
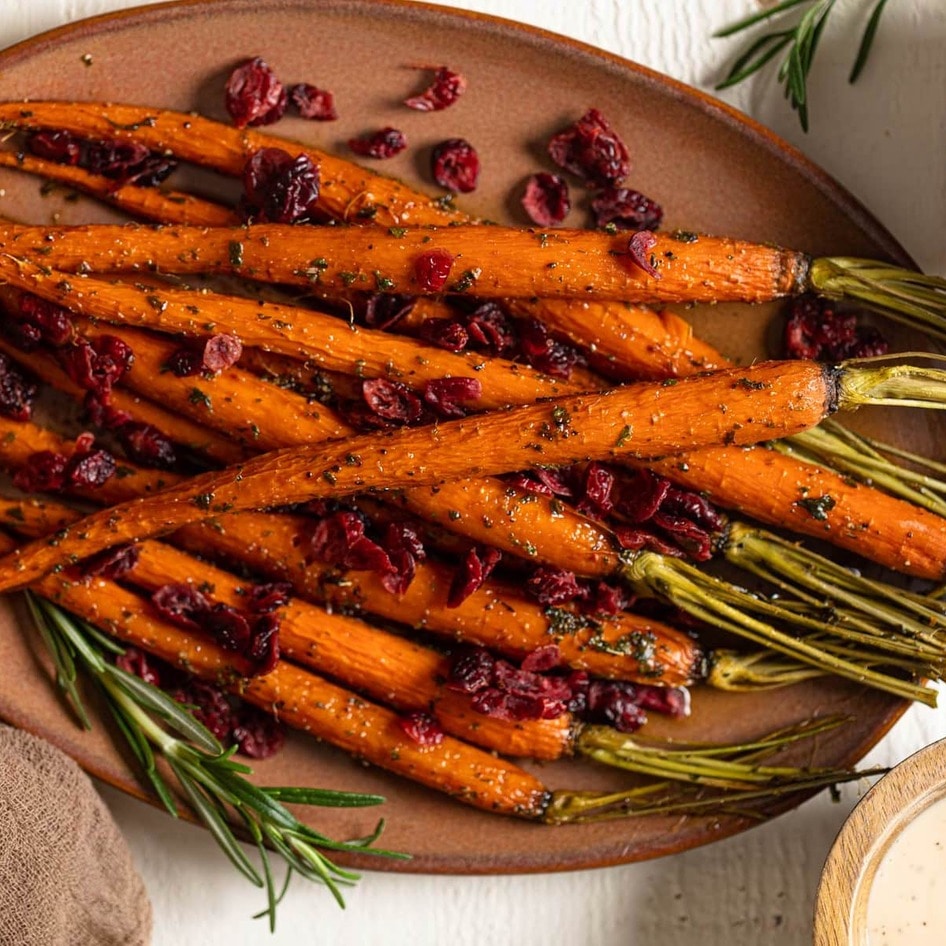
0, 725, 152, 945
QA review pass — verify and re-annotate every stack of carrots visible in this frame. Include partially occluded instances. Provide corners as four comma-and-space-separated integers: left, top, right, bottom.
1, 97, 946, 832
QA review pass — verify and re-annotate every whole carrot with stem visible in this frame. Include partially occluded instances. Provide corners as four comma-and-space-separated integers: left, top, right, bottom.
7, 259, 946, 582
22, 559, 883, 822
0, 493, 577, 761
1, 357, 945, 700
1, 102, 942, 331
0, 412, 705, 687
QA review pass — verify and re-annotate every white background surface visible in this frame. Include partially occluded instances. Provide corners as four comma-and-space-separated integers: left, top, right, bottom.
2, 1, 945, 943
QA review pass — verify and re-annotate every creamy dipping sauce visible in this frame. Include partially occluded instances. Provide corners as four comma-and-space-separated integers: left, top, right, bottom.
866, 796, 946, 944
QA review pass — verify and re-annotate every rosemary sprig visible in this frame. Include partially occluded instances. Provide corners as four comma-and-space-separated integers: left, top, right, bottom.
25, 591, 406, 929
715, 0, 891, 131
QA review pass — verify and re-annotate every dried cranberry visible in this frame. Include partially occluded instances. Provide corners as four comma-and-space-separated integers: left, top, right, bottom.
418, 318, 468, 351
582, 581, 631, 616
783, 295, 889, 362
413, 250, 454, 292
80, 544, 141, 581
289, 83, 338, 121
65, 447, 115, 489
404, 66, 466, 111
527, 567, 582, 606
310, 511, 393, 573
581, 462, 616, 515
548, 108, 630, 188
662, 487, 725, 535
0, 352, 36, 421
115, 646, 162, 687
585, 680, 648, 733
119, 153, 178, 188
447, 546, 501, 608
205, 603, 252, 653
363, 294, 415, 330
464, 303, 517, 355
13, 451, 68, 493
447, 647, 495, 694
520, 644, 561, 673
422, 377, 482, 418
241, 148, 321, 224
624, 231, 661, 279
167, 334, 242, 377
245, 581, 293, 614
151, 583, 211, 632
533, 467, 576, 497
616, 470, 671, 522
397, 711, 445, 746
362, 378, 423, 424
622, 527, 686, 557
27, 130, 82, 165
518, 318, 579, 378
60, 335, 133, 400
636, 685, 690, 719
651, 512, 714, 561
225, 57, 287, 128
83, 138, 149, 178
592, 187, 663, 231
521, 172, 570, 226
171, 680, 235, 742
17, 295, 74, 346
348, 127, 407, 159
246, 613, 281, 675
431, 138, 479, 193
116, 422, 177, 469
379, 521, 425, 595
231, 705, 286, 758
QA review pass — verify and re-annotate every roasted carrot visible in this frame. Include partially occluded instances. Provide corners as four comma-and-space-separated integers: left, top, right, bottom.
0, 221, 807, 306
0, 150, 239, 226
14, 554, 550, 817
0, 494, 573, 760
0, 102, 466, 227
3, 103, 940, 334
0, 327, 247, 468
0, 357, 915, 593
0, 411, 702, 685
0, 261, 592, 407
10, 258, 946, 586
73, 318, 354, 448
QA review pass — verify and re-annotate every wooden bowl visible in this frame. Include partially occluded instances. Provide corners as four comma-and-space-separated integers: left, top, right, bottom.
814, 737, 946, 945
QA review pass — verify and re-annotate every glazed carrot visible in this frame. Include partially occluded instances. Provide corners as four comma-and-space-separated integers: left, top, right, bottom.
10, 259, 946, 584
0, 102, 466, 227
14, 552, 549, 816
0, 494, 572, 760
506, 298, 728, 379
0, 331, 247, 468
4, 104, 940, 337
0, 261, 592, 407
73, 318, 354, 448
0, 221, 807, 306
0, 150, 239, 226
0, 358, 891, 592
0, 410, 701, 685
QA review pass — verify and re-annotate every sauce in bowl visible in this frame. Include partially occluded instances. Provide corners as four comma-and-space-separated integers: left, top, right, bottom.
866, 795, 946, 944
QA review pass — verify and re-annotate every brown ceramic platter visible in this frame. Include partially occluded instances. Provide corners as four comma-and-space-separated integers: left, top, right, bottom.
0, 0, 929, 874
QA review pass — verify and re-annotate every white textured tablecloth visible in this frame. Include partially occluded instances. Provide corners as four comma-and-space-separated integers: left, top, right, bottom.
2, 1, 944, 943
